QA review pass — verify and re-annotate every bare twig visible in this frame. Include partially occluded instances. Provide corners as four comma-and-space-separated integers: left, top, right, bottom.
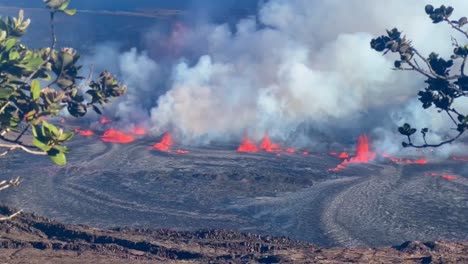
406, 130, 465, 148
444, 18, 468, 39
0, 210, 22, 221
0, 142, 46, 155
0, 177, 21, 191
412, 48, 462, 80
22, 11, 56, 86
446, 110, 458, 126
461, 56, 467, 76
0, 101, 11, 114
14, 125, 30, 143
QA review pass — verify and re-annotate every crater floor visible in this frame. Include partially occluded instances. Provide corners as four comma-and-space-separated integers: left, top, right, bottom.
0, 137, 467, 247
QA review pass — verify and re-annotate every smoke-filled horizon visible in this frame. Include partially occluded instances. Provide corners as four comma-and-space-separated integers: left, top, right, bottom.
83, 0, 468, 156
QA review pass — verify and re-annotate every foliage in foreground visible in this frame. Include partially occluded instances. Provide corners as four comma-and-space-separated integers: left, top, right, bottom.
0, 0, 126, 165
371, 4, 467, 148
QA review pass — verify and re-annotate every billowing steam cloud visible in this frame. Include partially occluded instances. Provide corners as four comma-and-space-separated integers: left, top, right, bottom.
87, 0, 468, 154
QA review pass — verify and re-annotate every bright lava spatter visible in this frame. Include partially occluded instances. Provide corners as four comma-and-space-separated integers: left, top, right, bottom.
74, 128, 95, 137
425, 172, 458, 181
150, 133, 189, 154
151, 132, 173, 152
329, 134, 376, 172
237, 137, 258, 153
100, 128, 135, 144
132, 126, 147, 136
259, 134, 281, 152
100, 117, 112, 124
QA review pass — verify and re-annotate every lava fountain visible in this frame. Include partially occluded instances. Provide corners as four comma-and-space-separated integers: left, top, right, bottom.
329, 134, 376, 172
259, 134, 281, 152
237, 137, 258, 153
151, 132, 173, 152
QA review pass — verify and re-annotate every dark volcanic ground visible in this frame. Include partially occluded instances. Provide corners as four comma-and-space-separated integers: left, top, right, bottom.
0, 135, 467, 248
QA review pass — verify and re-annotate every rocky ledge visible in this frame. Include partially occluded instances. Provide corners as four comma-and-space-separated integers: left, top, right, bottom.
0, 206, 466, 263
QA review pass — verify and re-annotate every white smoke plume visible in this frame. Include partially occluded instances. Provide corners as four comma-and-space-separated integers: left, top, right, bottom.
87, 0, 468, 154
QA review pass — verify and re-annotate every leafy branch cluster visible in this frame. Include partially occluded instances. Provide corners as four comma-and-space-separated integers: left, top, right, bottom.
0, 0, 126, 165
370, 4, 467, 148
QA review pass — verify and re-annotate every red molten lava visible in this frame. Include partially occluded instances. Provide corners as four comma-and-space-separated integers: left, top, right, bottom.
302, 151, 309, 156
338, 152, 349, 159
260, 135, 281, 152
424, 172, 458, 181
176, 149, 189, 155
441, 174, 458, 181
100, 117, 112, 124
74, 128, 94, 137
329, 134, 376, 172
388, 157, 427, 165
285, 148, 296, 153
132, 126, 147, 136
349, 135, 376, 163
100, 128, 135, 144
151, 133, 173, 152
237, 137, 258, 153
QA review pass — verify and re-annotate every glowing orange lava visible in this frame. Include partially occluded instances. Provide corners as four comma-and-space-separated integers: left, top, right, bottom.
338, 152, 349, 159
425, 172, 458, 181
329, 134, 376, 172
441, 174, 458, 181
151, 132, 173, 152
237, 137, 258, 153
388, 157, 427, 165
176, 149, 189, 154
132, 127, 147, 136
259, 134, 281, 152
285, 148, 296, 153
100, 128, 135, 144
100, 117, 112, 124
74, 128, 94, 137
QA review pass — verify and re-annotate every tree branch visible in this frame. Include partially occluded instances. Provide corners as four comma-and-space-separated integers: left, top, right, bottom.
0, 142, 46, 155
444, 18, 468, 39
23, 11, 56, 86
0, 177, 21, 191
406, 130, 465, 148
0, 210, 22, 221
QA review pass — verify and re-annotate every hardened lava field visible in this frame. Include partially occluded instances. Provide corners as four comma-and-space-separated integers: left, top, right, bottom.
0, 133, 467, 247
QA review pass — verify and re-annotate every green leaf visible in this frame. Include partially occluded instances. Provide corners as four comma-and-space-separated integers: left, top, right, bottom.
4, 38, 17, 51
47, 148, 66, 166
58, 1, 70, 10
0, 87, 14, 99
9, 50, 20, 60
31, 79, 40, 100
58, 131, 73, 141
42, 121, 59, 137
33, 137, 51, 152
63, 9, 76, 16
52, 145, 68, 153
